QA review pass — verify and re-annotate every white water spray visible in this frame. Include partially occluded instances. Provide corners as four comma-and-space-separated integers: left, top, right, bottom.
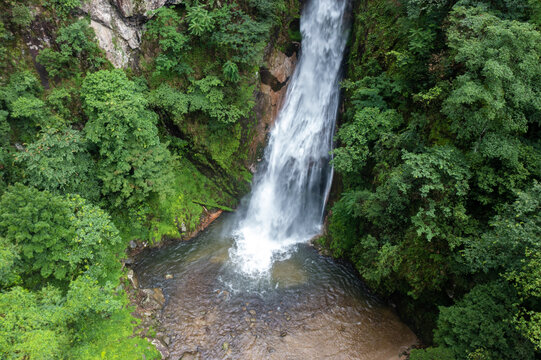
231, 0, 350, 275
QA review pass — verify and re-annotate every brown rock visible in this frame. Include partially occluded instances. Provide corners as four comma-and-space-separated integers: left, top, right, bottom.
151, 338, 169, 359
249, 48, 298, 167
152, 288, 165, 307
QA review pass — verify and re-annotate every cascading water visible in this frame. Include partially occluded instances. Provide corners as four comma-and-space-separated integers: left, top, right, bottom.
133, 2, 419, 354
231, 0, 350, 275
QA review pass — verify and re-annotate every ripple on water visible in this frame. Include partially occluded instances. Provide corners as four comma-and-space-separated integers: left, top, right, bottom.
134, 215, 418, 359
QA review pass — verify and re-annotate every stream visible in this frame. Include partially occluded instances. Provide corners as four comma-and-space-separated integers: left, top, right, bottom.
134, 0, 418, 358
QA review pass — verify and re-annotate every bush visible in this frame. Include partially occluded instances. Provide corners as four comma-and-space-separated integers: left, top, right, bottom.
11, 4, 33, 27
0, 184, 123, 287
410, 346, 456, 360
435, 281, 535, 360
15, 128, 100, 200
45, 0, 81, 18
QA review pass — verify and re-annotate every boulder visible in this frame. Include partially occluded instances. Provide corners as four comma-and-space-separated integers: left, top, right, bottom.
140, 287, 165, 310
152, 287, 166, 307
151, 338, 170, 359
127, 268, 139, 288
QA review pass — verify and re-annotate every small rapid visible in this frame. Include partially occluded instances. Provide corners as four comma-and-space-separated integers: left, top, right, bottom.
230, 0, 350, 275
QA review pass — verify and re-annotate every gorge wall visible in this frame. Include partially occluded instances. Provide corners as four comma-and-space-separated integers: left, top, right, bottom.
80, 0, 181, 68
79, 0, 297, 163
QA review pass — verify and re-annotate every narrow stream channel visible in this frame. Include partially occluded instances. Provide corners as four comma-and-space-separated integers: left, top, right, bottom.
135, 0, 418, 358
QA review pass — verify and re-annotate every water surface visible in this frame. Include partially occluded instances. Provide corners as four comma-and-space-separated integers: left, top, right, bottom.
134, 216, 418, 359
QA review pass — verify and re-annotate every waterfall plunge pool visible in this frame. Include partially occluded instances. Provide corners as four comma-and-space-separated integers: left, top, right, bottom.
134, 214, 418, 359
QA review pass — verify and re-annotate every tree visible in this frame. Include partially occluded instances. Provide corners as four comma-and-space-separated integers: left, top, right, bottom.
332, 107, 401, 176
0, 111, 10, 191
37, 19, 106, 79
0, 71, 43, 112
145, 7, 191, 78
330, 146, 473, 297
45, 0, 81, 18
0, 184, 122, 287
186, 4, 215, 36
463, 182, 541, 352
222, 60, 240, 83
10, 96, 57, 130
435, 281, 535, 360
0, 286, 68, 360
0, 277, 159, 360
81, 70, 173, 208
15, 128, 99, 200
443, 6, 541, 145
11, 3, 33, 28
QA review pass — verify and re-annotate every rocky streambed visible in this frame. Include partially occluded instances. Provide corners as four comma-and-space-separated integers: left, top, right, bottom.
127, 215, 418, 359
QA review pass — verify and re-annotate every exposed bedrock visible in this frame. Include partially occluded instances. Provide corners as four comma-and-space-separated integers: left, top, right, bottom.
80, 0, 181, 67
250, 47, 298, 169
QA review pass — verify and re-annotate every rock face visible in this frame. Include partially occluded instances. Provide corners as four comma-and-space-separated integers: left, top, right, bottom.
80, 0, 181, 68
113, 0, 172, 18
250, 47, 298, 168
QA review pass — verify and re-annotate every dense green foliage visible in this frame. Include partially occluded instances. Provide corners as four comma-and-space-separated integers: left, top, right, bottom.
326, 0, 541, 358
142, 0, 291, 178
15, 128, 99, 200
81, 69, 173, 208
37, 19, 107, 79
0, 185, 160, 359
0, 0, 298, 358
3, 0, 538, 358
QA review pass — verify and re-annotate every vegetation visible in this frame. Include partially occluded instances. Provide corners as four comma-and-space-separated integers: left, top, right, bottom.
325, 0, 541, 358
1, 0, 538, 358
0, 0, 297, 358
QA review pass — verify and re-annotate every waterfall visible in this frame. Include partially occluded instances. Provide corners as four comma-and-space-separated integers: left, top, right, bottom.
231, 0, 350, 275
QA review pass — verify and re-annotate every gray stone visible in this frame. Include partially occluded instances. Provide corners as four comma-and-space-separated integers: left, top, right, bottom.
80, 0, 182, 68
127, 269, 138, 288
163, 336, 171, 345
152, 287, 166, 307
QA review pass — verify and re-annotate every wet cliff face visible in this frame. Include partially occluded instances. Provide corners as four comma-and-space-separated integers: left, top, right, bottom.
80, 0, 182, 68
249, 47, 298, 170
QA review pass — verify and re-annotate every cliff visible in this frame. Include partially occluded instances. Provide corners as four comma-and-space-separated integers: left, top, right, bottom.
80, 0, 181, 68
